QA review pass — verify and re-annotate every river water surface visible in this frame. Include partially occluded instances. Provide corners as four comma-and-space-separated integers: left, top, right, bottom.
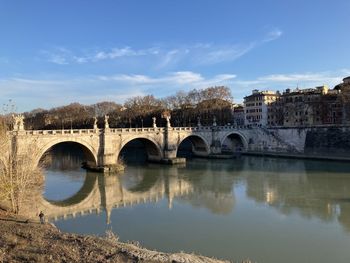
42, 145, 350, 263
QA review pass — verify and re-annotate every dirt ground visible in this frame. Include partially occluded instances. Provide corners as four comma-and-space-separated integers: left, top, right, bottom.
0, 210, 238, 263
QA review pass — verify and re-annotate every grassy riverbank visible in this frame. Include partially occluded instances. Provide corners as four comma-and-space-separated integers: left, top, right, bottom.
0, 210, 243, 263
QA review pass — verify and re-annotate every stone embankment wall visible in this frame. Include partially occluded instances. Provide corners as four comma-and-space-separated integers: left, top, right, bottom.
304, 127, 350, 156
267, 128, 308, 152
268, 126, 350, 155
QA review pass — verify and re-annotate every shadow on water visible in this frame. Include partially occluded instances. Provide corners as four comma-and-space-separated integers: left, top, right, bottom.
46, 173, 97, 206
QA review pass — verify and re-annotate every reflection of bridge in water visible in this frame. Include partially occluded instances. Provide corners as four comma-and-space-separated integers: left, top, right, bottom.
31, 154, 350, 233
35, 167, 193, 223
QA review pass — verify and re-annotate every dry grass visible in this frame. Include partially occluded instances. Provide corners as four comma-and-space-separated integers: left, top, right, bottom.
105, 229, 119, 244
0, 120, 44, 214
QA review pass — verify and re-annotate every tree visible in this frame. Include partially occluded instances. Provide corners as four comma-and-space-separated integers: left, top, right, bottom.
0, 116, 43, 214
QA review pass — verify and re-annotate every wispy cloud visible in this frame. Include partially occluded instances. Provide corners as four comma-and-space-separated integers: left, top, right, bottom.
4, 68, 346, 112
231, 69, 347, 102
98, 71, 236, 87
42, 46, 159, 65
263, 28, 283, 42
194, 43, 256, 65
0, 71, 237, 112
93, 47, 149, 61
41, 28, 283, 67
195, 28, 283, 65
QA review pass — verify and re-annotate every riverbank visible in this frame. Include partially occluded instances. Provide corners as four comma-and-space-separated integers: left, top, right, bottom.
0, 210, 240, 263
243, 151, 350, 162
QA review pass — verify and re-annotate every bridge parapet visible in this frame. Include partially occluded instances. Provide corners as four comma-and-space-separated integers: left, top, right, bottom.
21, 129, 100, 136
109, 127, 165, 133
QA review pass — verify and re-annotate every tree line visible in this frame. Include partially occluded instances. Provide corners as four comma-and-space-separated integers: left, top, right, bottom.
20, 86, 234, 130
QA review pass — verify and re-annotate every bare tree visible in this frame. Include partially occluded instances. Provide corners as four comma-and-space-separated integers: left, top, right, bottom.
0, 116, 43, 214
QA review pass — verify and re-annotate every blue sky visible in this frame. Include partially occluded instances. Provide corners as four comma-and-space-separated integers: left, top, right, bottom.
1, 0, 350, 112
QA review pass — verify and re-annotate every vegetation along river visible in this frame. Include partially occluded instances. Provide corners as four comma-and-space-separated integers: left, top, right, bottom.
41, 143, 350, 263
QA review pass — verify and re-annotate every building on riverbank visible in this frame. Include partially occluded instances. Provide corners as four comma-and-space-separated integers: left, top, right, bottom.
232, 104, 244, 126
244, 77, 350, 127
335, 76, 350, 124
243, 90, 280, 126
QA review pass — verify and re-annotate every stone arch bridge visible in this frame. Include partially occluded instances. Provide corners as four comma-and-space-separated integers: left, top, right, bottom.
11, 124, 292, 171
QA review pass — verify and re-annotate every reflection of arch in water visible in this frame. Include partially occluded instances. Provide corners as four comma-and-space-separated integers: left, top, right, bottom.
126, 172, 161, 192
37, 140, 98, 168
177, 135, 210, 158
221, 132, 248, 152
45, 173, 98, 206
118, 137, 162, 163
34, 165, 194, 222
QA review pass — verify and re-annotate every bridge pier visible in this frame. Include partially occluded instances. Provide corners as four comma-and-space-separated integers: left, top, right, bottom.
158, 146, 186, 165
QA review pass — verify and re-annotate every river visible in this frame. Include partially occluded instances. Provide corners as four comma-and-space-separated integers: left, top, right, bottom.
42, 143, 350, 263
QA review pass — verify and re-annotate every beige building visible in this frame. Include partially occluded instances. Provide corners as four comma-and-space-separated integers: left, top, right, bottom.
232, 104, 244, 126
334, 76, 350, 124
282, 86, 329, 126
265, 85, 340, 127
244, 90, 280, 126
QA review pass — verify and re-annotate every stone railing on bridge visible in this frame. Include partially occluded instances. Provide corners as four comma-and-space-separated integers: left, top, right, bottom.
22, 129, 98, 135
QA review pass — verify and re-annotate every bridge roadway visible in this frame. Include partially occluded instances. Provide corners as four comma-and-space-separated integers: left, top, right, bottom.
12, 124, 292, 171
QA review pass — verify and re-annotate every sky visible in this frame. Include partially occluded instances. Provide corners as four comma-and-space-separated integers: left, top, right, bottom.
1, 0, 350, 112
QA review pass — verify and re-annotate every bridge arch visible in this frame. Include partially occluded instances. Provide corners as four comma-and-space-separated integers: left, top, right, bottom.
36, 138, 98, 167
221, 131, 248, 153
118, 136, 163, 163
177, 134, 210, 157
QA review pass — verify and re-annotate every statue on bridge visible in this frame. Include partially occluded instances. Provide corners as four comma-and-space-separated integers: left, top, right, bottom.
161, 111, 171, 128
12, 114, 25, 131
104, 115, 109, 129
152, 117, 157, 128
93, 117, 98, 129
213, 116, 217, 127
197, 116, 201, 127
165, 115, 171, 128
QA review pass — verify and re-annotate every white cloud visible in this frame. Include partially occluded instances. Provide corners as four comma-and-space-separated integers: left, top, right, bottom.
48, 54, 68, 65
0, 71, 237, 112
257, 72, 342, 84
231, 70, 347, 103
196, 43, 256, 65
156, 49, 180, 69
193, 28, 282, 65
93, 47, 145, 61
263, 28, 283, 42
98, 71, 235, 87
2, 69, 348, 112
171, 71, 204, 84
42, 28, 283, 67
